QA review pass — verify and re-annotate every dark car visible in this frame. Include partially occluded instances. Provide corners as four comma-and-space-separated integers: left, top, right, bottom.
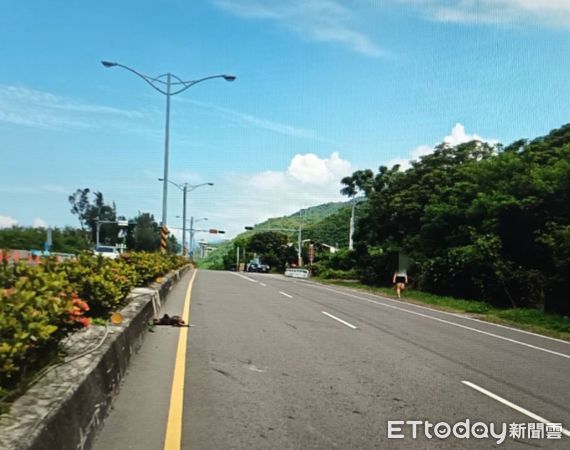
247, 262, 270, 273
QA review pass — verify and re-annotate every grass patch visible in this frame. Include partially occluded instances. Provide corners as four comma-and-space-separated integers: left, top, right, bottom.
318, 278, 570, 341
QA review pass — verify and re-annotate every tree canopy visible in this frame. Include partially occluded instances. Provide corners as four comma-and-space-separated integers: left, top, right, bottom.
340, 124, 570, 314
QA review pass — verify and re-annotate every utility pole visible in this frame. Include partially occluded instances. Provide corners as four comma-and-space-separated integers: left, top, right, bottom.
189, 215, 194, 256
236, 246, 240, 272
181, 183, 187, 256
349, 195, 356, 250
297, 225, 303, 267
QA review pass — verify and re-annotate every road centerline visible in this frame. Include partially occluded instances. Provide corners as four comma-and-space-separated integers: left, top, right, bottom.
461, 380, 570, 437
163, 270, 197, 450
322, 311, 358, 329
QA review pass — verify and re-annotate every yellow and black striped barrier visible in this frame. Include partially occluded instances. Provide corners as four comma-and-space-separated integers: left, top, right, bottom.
160, 226, 169, 253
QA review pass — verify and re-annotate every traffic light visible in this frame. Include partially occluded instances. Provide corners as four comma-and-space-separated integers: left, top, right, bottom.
244, 226, 254, 230
209, 229, 226, 234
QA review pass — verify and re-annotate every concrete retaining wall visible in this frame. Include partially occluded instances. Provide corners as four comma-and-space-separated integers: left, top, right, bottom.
0, 265, 191, 450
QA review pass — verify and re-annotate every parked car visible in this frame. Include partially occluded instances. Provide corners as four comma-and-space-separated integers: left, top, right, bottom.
247, 262, 270, 273
93, 245, 120, 259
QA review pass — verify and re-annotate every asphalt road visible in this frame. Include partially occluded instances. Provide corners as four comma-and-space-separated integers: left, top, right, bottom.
93, 270, 570, 449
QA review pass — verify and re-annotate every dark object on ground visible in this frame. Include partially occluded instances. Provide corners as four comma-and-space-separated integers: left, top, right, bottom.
153, 314, 189, 327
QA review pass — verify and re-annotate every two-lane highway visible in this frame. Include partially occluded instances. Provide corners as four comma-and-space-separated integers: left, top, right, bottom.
93, 270, 569, 449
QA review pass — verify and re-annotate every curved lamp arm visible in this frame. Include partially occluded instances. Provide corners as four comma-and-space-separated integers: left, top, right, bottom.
187, 182, 214, 192
102, 61, 235, 96
101, 61, 171, 95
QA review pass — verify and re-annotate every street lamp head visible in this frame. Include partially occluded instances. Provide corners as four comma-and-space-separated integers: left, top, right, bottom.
101, 61, 118, 68
207, 182, 214, 186
158, 178, 164, 181
223, 75, 236, 82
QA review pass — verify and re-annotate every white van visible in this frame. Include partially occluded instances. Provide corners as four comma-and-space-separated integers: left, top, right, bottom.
284, 268, 310, 279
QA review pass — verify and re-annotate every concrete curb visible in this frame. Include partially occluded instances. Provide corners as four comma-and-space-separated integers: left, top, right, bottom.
0, 265, 192, 450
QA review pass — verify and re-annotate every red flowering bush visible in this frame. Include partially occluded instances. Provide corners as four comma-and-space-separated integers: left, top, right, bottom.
0, 267, 90, 398
0, 252, 187, 401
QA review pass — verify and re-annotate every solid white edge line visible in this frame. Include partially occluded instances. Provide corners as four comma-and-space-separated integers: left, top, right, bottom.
279, 291, 292, 298
304, 283, 570, 359
462, 381, 570, 437
322, 311, 358, 329
229, 272, 258, 283
304, 281, 569, 345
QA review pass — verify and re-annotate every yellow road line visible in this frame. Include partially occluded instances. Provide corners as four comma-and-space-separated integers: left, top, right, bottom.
163, 269, 197, 450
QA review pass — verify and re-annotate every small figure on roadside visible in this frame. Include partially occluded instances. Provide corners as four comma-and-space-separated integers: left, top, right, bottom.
153, 314, 189, 327
392, 270, 408, 298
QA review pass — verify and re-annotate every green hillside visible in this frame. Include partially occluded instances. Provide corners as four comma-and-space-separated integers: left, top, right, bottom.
253, 202, 347, 231
198, 201, 351, 269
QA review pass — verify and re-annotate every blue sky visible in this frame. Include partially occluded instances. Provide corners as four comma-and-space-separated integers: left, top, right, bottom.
1, 0, 570, 239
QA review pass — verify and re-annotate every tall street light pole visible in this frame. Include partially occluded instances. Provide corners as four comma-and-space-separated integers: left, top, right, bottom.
159, 179, 213, 255
102, 60, 235, 251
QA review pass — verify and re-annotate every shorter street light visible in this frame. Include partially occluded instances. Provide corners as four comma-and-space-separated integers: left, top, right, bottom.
158, 179, 213, 256
177, 216, 208, 254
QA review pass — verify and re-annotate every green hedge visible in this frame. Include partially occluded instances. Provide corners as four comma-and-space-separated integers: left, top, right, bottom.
0, 252, 187, 401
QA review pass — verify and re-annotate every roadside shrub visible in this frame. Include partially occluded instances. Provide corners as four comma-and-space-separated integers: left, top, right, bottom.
55, 255, 135, 317
316, 268, 358, 280
0, 252, 187, 401
0, 267, 89, 397
120, 252, 185, 285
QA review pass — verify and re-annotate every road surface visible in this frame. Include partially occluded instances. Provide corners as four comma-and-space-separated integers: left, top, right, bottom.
92, 269, 569, 449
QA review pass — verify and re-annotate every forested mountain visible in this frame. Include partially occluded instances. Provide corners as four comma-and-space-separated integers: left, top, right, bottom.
251, 202, 347, 233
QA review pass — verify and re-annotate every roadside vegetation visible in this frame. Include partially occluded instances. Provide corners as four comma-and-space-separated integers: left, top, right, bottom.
0, 188, 182, 255
0, 252, 187, 410
330, 124, 570, 316
203, 124, 570, 338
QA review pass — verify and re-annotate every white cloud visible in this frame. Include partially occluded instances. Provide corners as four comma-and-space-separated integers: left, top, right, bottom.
41, 184, 68, 194
33, 218, 48, 228
184, 99, 334, 143
0, 215, 18, 229
212, 0, 382, 56
287, 152, 350, 184
387, 123, 497, 170
199, 151, 354, 238
0, 84, 145, 131
397, 0, 570, 27
443, 123, 486, 147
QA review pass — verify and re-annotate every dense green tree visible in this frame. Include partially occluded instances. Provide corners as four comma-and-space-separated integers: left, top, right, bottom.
68, 188, 117, 245
242, 232, 296, 270
130, 213, 160, 252
341, 124, 570, 314
0, 226, 89, 253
